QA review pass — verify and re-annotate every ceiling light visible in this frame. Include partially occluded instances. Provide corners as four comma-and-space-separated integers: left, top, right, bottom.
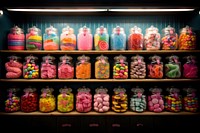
109, 8, 195, 12
0, 10, 3, 15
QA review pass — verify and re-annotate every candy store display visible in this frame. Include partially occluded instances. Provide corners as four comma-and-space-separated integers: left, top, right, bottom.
144, 25, 161, 50
161, 25, 178, 50
39, 86, 56, 113
5, 88, 20, 112
77, 26, 93, 50
26, 26, 42, 50
23, 55, 39, 79
183, 55, 198, 78
147, 55, 163, 78
41, 55, 56, 79
111, 26, 126, 50
130, 86, 146, 112
148, 87, 164, 113
57, 86, 74, 112
165, 55, 181, 78
113, 55, 128, 79
112, 86, 128, 113
76, 55, 91, 79
76, 86, 92, 113
183, 87, 198, 112
179, 26, 196, 50
43, 26, 59, 50
95, 55, 110, 79
58, 55, 74, 79
60, 26, 76, 50
130, 55, 146, 79
93, 86, 110, 112
165, 87, 182, 112
7, 26, 25, 50
128, 26, 143, 50
94, 26, 109, 50
5, 55, 22, 78
21, 87, 38, 112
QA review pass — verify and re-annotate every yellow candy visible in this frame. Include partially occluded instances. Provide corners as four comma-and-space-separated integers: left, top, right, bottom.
28, 64, 31, 67
24, 75, 28, 78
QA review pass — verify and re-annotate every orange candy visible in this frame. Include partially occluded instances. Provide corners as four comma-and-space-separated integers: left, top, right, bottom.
76, 63, 91, 79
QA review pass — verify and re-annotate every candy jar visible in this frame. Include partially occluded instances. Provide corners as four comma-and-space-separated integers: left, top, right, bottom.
5, 55, 23, 78
165, 87, 182, 112
130, 86, 146, 112
165, 55, 181, 78
161, 25, 178, 50
183, 55, 198, 78
112, 86, 128, 113
147, 55, 163, 78
144, 25, 161, 50
178, 26, 196, 50
94, 26, 109, 50
23, 55, 39, 79
60, 26, 76, 50
76, 55, 91, 79
21, 87, 38, 112
130, 55, 146, 79
113, 55, 128, 79
95, 55, 110, 79
58, 55, 74, 79
183, 87, 198, 112
111, 26, 126, 50
26, 26, 42, 50
7, 26, 25, 50
57, 86, 74, 113
41, 55, 57, 79
93, 86, 110, 113
5, 88, 20, 112
39, 86, 56, 113
77, 26, 93, 50
128, 26, 144, 50
43, 26, 59, 50
76, 86, 92, 113
148, 87, 164, 113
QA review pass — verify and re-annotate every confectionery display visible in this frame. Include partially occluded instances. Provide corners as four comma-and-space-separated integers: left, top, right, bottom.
94, 26, 109, 50
111, 26, 126, 50
5, 88, 20, 112
128, 26, 143, 50
76, 55, 91, 79
77, 26, 92, 50
165, 55, 181, 78
113, 55, 128, 79
95, 55, 110, 79
183, 55, 198, 78
147, 55, 163, 78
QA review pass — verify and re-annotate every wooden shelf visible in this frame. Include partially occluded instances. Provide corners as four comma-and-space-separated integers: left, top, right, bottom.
1, 50, 200, 54
0, 79, 199, 83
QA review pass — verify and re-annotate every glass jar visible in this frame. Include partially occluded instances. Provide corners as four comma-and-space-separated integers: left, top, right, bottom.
76, 55, 91, 79
7, 26, 25, 50
113, 55, 128, 79
183, 87, 198, 112
165, 55, 181, 78
76, 86, 92, 113
148, 87, 164, 113
147, 55, 163, 78
165, 87, 182, 112
60, 26, 76, 50
94, 26, 109, 50
77, 26, 92, 50
5, 88, 20, 112
95, 55, 110, 79
128, 26, 143, 50
41, 55, 56, 79
130, 86, 146, 112
23, 55, 39, 79
111, 26, 126, 50
144, 25, 161, 50
5, 55, 23, 78
39, 86, 56, 113
161, 25, 178, 50
57, 86, 74, 113
58, 55, 74, 79
183, 55, 198, 78
21, 87, 38, 112
26, 26, 42, 50
130, 55, 146, 79
178, 25, 196, 50
43, 26, 59, 50
112, 86, 128, 113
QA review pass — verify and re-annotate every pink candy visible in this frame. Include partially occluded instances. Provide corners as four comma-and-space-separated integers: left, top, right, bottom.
148, 94, 164, 113
183, 63, 198, 78
93, 94, 110, 112
41, 63, 56, 79
76, 92, 92, 112
58, 64, 74, 79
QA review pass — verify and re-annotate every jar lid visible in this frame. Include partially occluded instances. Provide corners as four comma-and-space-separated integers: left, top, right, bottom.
79, 26, 91, 33
130, 26, 142, 34
114, 54, 127, 61
59, 55, 72, 61
77, 55, 90, 61
96, 54, 108, 60
45, 25, 57, 34
10, 26, 24, 34
28, 26, 41, 33
62, 25, 74, 34
96, 26, 107, 33
25, 55, 38, 61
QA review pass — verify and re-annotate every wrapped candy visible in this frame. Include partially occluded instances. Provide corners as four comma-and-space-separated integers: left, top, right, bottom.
111, 26, 126, 50
165, 55, 181, 78
77, 26, 92, 50
5, 88, 20, 112
183, 55, 198, 78
41, 55, 56, 79
113, 55, 128, 79
94, 26, 109, 50
147, 55, 163, 78
76, 55, 91, 79
95, 55, 110, 79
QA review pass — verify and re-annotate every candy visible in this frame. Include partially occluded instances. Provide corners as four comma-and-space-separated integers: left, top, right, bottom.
111, 26, 126, 50
41, 55, 56, 79
183, 55, 198, 78
76, 55, 91, 79
95, 55, 110, 79
5, 88, 20, 112
128, 26, 143, 50
165, 55, 181, 78
113, 55, 128, 79
77, 26, 92, 50
94, 26, 109, 50
148, 55, 163, 78
183, 88, 198, 112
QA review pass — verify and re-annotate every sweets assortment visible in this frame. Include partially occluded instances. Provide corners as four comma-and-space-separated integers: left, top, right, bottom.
111, 26, 126, 50
183, 88, 198, 112
5, 88, 20, 112
113, 55, 128, 79
128, 26, 143, 50
165, 55, 181, 78
95, 55, 110, 79
183, 55, 198, 78
94, 26, 109, 50
76, 55, 91, 79
147, 55, 163, 78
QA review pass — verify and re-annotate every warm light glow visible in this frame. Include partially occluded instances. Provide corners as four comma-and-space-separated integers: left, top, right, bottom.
109, 8, 195, 12
0, 10, 3, 15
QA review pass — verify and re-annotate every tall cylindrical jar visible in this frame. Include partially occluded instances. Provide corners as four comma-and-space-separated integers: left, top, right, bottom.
5, 88, 20, 112
94, 26, 109, 50
113, 55, 128, 79
76, 55, 91, 79
128, 26, 143, 50
111, 26, 126, 50
165, 55, 181, 78
147, 55, 163, 78
183, 55, 198, 79
95, 55, 110, 79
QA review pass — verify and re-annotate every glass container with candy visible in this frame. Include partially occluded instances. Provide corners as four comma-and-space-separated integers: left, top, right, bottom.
95, 55, 110, 79
147, 55, 163, 78
165, 55, 181, 78
41, 55, 56, 79
94, 26, 109, 50
111, 26, 126, 50
183, 55, 198, 79
128, 26, 143, 50
76, 55, 91, 79
113, 55, 128, 79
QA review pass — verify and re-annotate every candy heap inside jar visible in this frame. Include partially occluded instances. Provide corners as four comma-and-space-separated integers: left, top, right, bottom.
5, 88, 20, 112
165, 55, 181, 78
76, 55, 91, 79
128, 26, 143, 50
23, 56, 39, 79
147, 55, 163, 78
111, 26, 126, 50
183, 55, 198, 78
183, 88, 198, 112
94, 26, 109, 50
113, 55, 128, 79
95, 55, 110, 79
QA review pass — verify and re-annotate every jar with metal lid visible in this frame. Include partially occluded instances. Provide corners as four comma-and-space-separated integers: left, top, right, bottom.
76, 55, 91, 79
165, 55, 181, 78
183, 55, 198, 79
147, 55, 163, 78
95, 55, 110, 79
111, 26, 126, 50
128, 26, 143, 50
113, 55, 128, 79
41, 55, 56, 79
7, 26, 25, 50
94, 26, 109, 50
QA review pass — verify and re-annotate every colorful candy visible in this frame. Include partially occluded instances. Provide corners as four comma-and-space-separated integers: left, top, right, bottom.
76, 55, 91, 79
183, 55, 198, 78
111, 26, 126, 50
95, 55, 110, 79
77, 26, 92, 50
147, 55, 163, 78
5, 88, 20, 112
128, 26, 143, 50
113, 55, 128, 79
165, 55, 181, 78
41, 55, 56, 79
183, 88, 198, 112
94, 26, 109, 50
